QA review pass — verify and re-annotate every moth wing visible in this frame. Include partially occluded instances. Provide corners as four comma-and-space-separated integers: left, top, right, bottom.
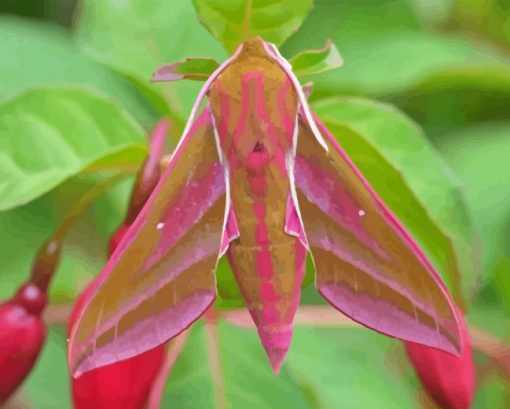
69, 109, 227, 376
292, 114, 461, 354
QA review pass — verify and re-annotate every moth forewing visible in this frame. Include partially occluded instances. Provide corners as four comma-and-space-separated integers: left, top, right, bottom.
291, 113, 462, 355
68, 110, 229, 377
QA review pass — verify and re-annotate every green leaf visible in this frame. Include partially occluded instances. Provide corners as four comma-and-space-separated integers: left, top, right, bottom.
436, 123, 510, 289
0, 200, 54, 300
394, 64, 510, 137
215, 254, 316, 308
162, 322, 315, 408
152, 57, 220, 82
162, 322, 423, 408
18, 326, 72, 409
453, 0, 510, 50
281, 0, 421, 57
313, 97, 478, 304
0, 86, 147, 211
282, 0, 508, 111
161, 324, 216, 408
407, 0, 454, 27
215, 258, 244, 305
472, 374, 510, 409
192, 0, 313, 52
0, 16, 160, 126
289, 39, 343, 77
46, 172, 135, 303
312, 31, 506, 99
286, 327, 419, 408
0, 172, 133, 302
76, 0, 227, 122
468, 300, 510, 342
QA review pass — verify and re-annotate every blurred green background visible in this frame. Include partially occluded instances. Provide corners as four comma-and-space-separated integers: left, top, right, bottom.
1, 0, 510, 408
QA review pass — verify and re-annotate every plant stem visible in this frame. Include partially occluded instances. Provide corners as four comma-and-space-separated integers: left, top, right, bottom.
204, 311, 225, 409
43, 304, 510, 382
145, 329, 191, 409
29, 172, 131, 292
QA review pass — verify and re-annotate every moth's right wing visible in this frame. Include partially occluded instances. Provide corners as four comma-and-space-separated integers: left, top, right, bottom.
292, 114, 461, 355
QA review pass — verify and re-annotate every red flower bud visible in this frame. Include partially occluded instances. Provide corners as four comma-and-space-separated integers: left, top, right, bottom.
71, 348, 165, 409
405, 310, 475, 409
0, 283, 47, 404
69, 279, 165, 409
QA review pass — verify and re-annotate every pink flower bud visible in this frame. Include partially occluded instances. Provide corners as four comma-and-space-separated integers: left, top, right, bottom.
405, 310, 475, 409
0, 283, 47, 404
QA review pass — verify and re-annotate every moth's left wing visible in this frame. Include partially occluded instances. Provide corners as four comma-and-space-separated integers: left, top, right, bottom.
291, 114, 461, 354
69, 110, 227, 376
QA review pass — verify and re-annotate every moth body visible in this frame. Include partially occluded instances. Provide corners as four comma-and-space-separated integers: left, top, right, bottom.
209, 38, 305, 372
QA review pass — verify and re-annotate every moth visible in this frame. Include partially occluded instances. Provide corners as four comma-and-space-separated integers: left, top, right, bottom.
69, 37, 461, 376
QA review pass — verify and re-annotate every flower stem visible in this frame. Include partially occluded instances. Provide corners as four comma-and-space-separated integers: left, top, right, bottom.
29, 171, 131, 292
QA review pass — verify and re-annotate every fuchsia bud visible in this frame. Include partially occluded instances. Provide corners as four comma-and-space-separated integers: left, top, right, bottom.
405, 309, 475, 409
125, 118, 169, 226
0, 283, 47, 404
69, 274, 165, 409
